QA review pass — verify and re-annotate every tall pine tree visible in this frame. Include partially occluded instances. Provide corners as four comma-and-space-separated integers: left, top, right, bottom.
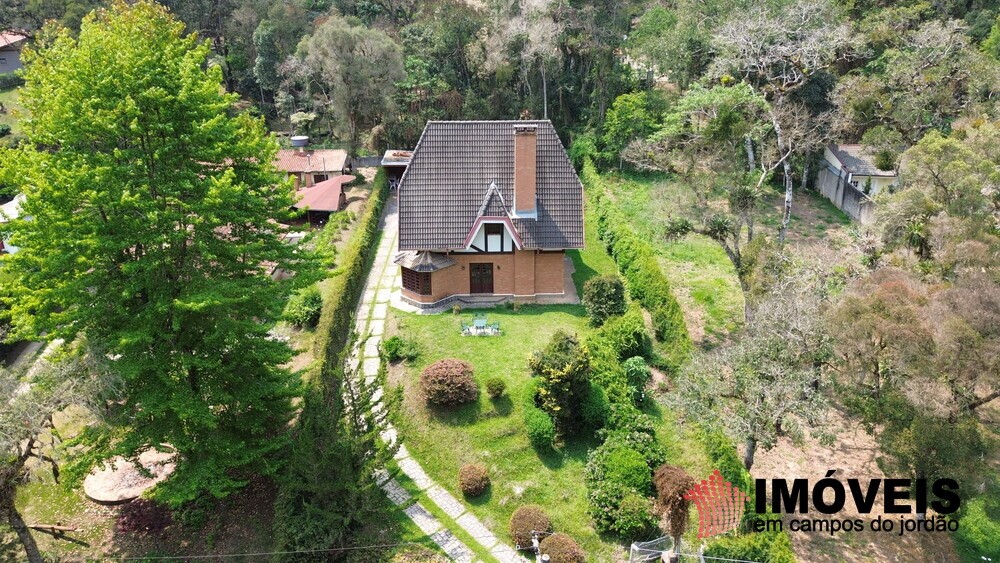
0, 0, 311, 505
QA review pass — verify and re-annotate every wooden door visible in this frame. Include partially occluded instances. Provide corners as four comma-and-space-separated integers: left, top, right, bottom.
470, 263, 494, 294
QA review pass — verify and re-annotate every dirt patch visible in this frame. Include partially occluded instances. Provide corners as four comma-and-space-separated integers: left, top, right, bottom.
749, 408, 958, 562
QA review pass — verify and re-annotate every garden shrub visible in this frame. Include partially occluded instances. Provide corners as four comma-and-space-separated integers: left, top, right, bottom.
704, 528, 795, 563
654, 463, 695, 543
283, 285, 323, 328
580, 381, 610, 430
581, 157, 691, 369
509, 504, 553, 548
458, 463, 490, 497
0, 124, 10, 138
528, 331, 593, 435
955, 490, 1000, 559
117, 499, 172, 535
420, 359, 478, 406
602, 447, 653, 493
582, 274, 627, 326
701, 429, 754, 498
381, 335, 420, 363
538, 532, 586, 563
525, 405, 556, 449
610, 491, 657, 538
600, 307, 652, 360
622, 356, 651, 401
312, 168, 390, 381
485, 377, 507, 399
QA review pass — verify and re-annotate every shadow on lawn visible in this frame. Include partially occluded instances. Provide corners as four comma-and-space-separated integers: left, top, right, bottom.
536, 437, 595, 471
427, 398, 481, 426
487, 395, 513, 417
465, 485, 493, 507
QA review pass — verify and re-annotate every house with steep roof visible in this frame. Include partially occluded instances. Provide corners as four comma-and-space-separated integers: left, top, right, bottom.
816, 144, 899, 224
292, 174, 352, 226
274, 146, 348, 189
394, 121, 584, 308
0, 33, 27, 75
0, 194, 25, 254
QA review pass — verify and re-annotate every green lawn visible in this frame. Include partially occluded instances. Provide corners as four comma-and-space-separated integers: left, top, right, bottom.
602, 171, 745, 348
0, 86, 24, 137
567, 181, 620, 295
387, 303, 714, 561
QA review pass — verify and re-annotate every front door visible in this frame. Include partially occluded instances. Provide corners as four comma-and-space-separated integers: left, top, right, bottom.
470, 263, 494, 294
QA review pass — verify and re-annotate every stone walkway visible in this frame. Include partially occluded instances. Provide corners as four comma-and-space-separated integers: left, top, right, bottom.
347, 195, 528, 563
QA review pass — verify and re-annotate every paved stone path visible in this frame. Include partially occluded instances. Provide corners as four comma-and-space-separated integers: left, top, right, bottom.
348, 195, 529, 563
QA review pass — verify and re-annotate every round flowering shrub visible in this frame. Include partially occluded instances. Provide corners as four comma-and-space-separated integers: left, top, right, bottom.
420, 359, 478, 406
509, 504, 553, 548
458, 463, 490, 497
538, 533, 586, 563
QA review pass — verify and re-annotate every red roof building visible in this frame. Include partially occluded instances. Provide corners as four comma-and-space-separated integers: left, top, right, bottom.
274, 148, 348, 189
293, 174, 353, 226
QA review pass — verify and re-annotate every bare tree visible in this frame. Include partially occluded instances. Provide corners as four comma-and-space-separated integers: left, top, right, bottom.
482, 0, 564, 118
708, 0, 855, 242
0, 351, 111, 563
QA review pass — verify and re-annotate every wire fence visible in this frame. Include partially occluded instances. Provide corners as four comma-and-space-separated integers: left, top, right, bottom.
629, 536, 765, 563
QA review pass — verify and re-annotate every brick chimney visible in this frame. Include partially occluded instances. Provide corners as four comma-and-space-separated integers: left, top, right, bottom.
513, 124, 537, 217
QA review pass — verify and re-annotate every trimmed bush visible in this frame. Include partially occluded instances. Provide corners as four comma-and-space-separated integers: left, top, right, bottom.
0, 124, 10, 138
581, 157, 691, 369
654, 463, 695, 543
623, 356, 652, 403
580, 381, 610, 430
485, 377, 507, 399
458, 463, 490, 497
704, 528, 795, 563
610, 491, 657, 538
528, 331, 592, 435
381, 335, 420, 363
538, 533, 586, 563
420, 359, 478, 406
283, 285, 323, 328
955, 492, 1000, 559
583, 274, 627, 326
509, 504, 553, 548
598, 445, 653, 494
525, 406, 556, 449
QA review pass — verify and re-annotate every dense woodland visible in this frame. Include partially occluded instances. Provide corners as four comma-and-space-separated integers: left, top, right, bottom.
1, 0, 1000, 561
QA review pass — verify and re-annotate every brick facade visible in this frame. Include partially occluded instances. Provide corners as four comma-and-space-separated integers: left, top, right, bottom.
400, 249, 565, 305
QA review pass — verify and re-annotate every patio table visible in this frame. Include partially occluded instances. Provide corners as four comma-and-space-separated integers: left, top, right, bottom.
473, 318, 488, 330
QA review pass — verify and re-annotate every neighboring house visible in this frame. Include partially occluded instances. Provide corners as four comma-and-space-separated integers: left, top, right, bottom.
0, 33, 27, 75
816, 144, 899, 224
292, 174, 352, 226
274, 145, 348, 189
395, 120, 584, 308
0, 194, 25, 255
380, 149, 412, 188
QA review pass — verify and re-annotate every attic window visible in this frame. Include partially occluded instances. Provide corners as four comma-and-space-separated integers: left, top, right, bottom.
485, 224, 503, 236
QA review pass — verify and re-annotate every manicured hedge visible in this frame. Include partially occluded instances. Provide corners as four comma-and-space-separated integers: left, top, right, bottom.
313, 168, 390, 386
580, 158, 691, 371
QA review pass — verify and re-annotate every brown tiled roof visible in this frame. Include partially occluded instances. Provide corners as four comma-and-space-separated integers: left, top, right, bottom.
827, 144, 896, 177
275, 149, 348, 174
398, 121, 584, 251
293, 174, 353, 212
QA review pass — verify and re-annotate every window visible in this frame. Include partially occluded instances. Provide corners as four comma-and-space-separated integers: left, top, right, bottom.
313, 174, 329, 184
0, 58, 6, 65
484, 223, 503, 236
402, 267, 432, 295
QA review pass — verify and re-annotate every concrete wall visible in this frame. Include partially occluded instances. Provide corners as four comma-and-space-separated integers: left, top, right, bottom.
0, 47, 22, 74
401, 249, 565, 304
816, 163, 876, 224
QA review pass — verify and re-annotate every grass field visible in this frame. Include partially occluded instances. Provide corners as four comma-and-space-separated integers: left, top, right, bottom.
387, 303, 714, 560
0, 86, 24, 137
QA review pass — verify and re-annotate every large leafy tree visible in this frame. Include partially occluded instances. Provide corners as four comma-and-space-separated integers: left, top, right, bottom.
0, 0, 310, 506
287, 14, 405, 151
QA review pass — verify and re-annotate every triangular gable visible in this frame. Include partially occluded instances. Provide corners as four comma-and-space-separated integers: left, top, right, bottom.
477, 181, 509, 217
462, 216, 523, 250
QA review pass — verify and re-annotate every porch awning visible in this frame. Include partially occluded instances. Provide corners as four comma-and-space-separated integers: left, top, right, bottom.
393, 250, 456, 273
